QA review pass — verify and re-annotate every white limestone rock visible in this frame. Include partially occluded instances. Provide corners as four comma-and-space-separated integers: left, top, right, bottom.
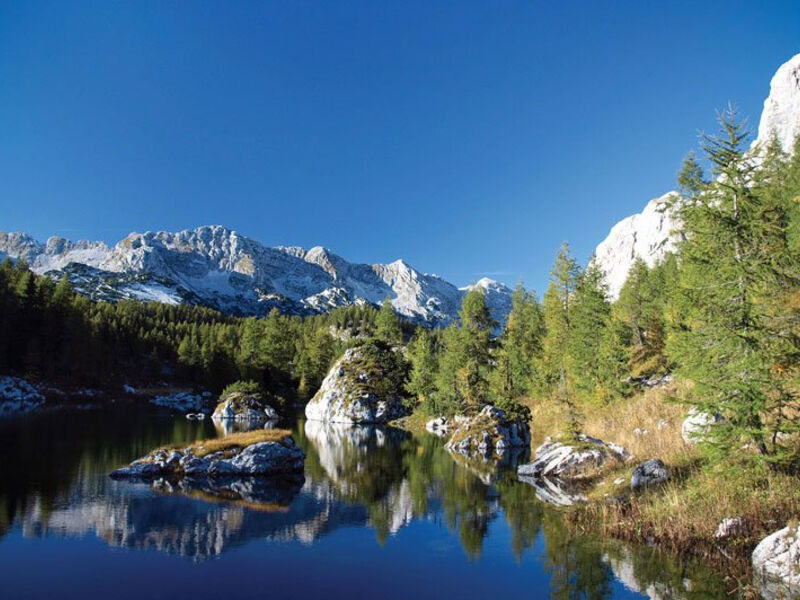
681, 407, 724, 445
517, 434, 630, 480
444, 405, 530, 459
752, 522, 800, 599
754, 52, 800, 155
211, 392, 280, 423
593, 191, 681, 300
304, 346, 408, 425
714, 517, 745, 539
110, 436, 305, 479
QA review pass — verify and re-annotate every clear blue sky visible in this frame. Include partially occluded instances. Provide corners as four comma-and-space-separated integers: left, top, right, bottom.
1, 1, 798, 293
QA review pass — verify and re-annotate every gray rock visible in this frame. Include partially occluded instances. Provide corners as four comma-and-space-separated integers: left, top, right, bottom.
681, 407, 724, 444
714, 517, 745, 539
110, 436, 305, 479
212, 392, 280, 423
752, 523, 800, 599
631, 459, 670, 489
304, 347, 407, 424
517, 434, 630, 480
444, 405, 530, 459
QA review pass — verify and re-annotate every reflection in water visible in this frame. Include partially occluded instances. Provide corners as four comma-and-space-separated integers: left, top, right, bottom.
0, 408, 732, 597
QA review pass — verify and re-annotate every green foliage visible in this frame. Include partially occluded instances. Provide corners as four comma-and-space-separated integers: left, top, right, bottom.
405, 328, 438, 411
668, 110, 800, 468
374, 297, 403, 346
219, 379, 262, 399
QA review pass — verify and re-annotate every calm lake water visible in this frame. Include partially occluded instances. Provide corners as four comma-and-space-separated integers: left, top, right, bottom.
0, 406, 731, 599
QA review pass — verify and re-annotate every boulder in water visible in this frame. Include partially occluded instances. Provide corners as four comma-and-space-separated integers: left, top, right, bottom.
444, 405, 530, 459
517, 434, 630, 480
305, 343, 408, 424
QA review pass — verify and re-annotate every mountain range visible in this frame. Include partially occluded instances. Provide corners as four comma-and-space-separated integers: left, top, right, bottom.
0, 226, 512, 326
2, 52, 798, 322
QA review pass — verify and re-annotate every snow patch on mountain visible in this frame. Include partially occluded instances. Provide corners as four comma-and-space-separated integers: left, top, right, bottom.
0, 226, 511, 327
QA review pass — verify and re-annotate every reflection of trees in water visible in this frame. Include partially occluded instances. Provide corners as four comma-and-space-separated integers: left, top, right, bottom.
542, 510, 613, 600
2, 410, 732, 596
0, 408, 212, 539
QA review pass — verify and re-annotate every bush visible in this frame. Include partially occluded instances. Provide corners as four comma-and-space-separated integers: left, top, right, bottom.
219, 380, 262, 400
494, 396, 531, 424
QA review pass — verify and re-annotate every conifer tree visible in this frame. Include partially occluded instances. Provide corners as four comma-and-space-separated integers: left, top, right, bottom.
374, 297, 403, 346
406, 328, 438, 411
669, 109, 800, 465
540, 243, 583, 440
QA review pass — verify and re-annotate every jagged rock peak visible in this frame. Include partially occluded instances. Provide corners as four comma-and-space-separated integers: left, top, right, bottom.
594, 52, 800, 299
754, 52, 800, 153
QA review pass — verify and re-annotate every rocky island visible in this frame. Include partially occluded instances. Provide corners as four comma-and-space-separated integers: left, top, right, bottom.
110, 429, 305, 480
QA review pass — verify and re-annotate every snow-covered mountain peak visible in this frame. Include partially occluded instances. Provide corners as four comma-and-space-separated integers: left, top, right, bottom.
0, 226, 513, 327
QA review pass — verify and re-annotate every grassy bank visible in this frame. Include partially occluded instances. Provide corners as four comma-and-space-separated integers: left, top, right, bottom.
520, 381, 800, 579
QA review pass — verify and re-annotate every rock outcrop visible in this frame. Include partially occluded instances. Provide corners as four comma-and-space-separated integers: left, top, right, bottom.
304, 345, 408, 424
752, 522, 800, 599
444, 405, 530, 459
594, 52, 800, 299
0, 376, 45, 416
110, 431, 304, 479
425, 416, 454, 437
630, 459, 670, 489
212, 392, 279, 422
517, 434, 630, 480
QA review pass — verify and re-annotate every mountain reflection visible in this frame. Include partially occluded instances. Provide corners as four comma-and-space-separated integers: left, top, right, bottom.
0, 409, 730, 597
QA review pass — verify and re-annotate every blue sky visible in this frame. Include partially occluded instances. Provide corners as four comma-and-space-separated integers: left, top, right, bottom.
1, 1, 798, 293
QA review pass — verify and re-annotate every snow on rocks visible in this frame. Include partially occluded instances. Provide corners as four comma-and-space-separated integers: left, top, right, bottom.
150, 391, 209, 413
681, 408, 724, 445
304, 346, 408, 425
630, 459, 670, 490
517, 434, 630, 480
752, 522, 800, 599
443, 405, 530, 459
0, 376, 45, 416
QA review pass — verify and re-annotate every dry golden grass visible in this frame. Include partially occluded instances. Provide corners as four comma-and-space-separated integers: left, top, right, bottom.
163, 429, 292, 458
521, 380, 800, 575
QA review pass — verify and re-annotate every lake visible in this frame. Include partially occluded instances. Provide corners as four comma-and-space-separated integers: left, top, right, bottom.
0, 406, 731, 599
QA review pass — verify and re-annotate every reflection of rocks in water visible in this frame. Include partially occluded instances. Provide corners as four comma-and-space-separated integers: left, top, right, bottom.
303, 421, 415, 536
603, 547, 694, 600
448, 446, 529, 485
151, 474, 304, 508
517, 475, 587, 506
20, 474, 369, 561
213, 418, 278, 436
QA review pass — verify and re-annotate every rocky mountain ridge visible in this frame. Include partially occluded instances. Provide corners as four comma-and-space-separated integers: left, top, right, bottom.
0, 225, 512, 326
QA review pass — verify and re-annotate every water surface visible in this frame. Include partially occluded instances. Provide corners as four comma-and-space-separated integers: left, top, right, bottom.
0, 406, 730, 599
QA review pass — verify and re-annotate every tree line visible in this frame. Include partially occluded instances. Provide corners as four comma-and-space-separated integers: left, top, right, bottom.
405, 111, 800, 470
